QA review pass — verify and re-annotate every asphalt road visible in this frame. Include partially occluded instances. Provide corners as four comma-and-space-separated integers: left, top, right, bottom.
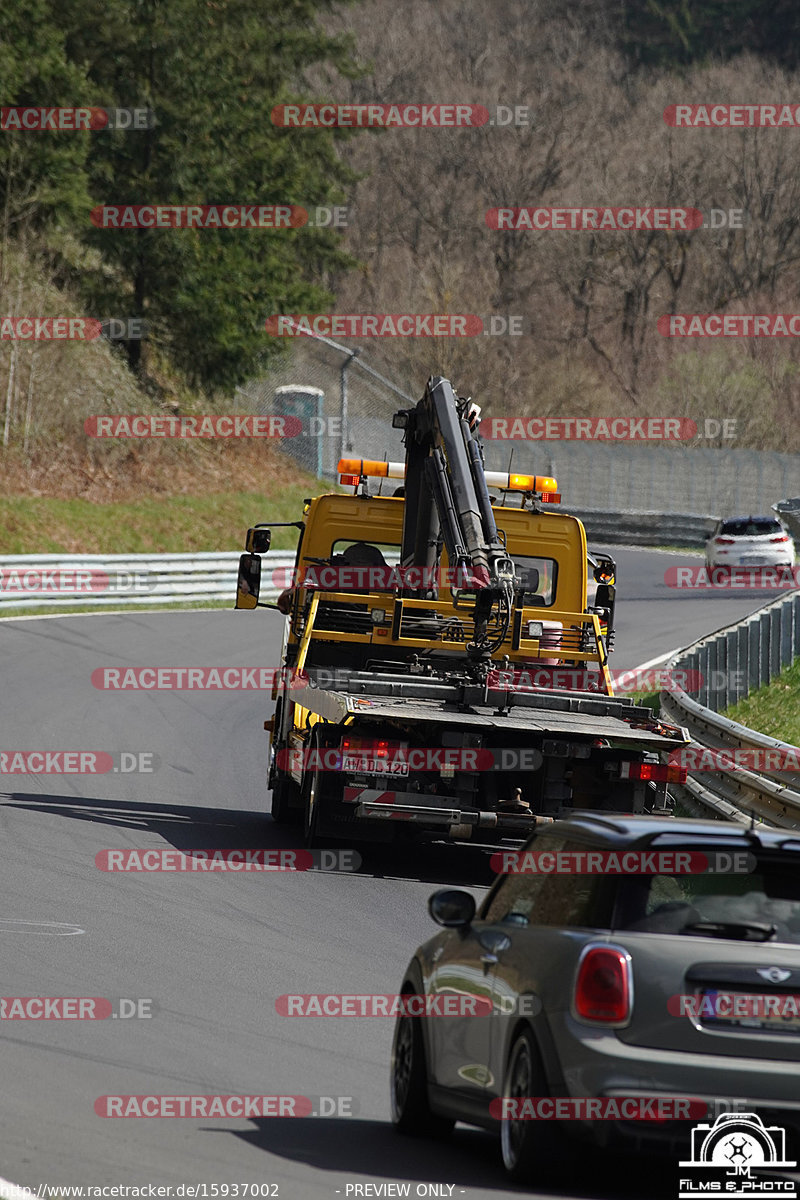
0, 548, 792, 1199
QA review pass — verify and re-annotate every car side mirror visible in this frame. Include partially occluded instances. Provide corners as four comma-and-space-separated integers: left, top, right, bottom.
429, 889, 476, 928
236, 553, 261, 609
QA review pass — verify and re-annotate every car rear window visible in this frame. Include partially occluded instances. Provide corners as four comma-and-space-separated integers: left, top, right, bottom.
615, 861, 800, 943
719, 519, 783, 537
482, 837, 611, 928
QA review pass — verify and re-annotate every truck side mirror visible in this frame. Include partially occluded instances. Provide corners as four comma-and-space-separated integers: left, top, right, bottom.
236, 553, 261, 609
246, 527, 271, 553
594, 582, 616, 638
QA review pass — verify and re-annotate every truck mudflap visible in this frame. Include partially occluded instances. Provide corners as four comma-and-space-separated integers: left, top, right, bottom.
344, 786, 540, 836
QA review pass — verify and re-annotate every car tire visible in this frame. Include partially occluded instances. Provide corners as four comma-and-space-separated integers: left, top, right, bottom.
500, 1028, 567, 1183
390, 995, 454, 1139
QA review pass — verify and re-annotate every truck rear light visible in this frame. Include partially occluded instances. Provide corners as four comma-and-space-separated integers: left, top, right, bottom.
573, 946, 632, 1025
339, 735, 408, 769
619, 761, 687, 784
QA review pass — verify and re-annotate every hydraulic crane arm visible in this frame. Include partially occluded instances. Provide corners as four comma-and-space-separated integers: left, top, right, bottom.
393, 375, 516, 656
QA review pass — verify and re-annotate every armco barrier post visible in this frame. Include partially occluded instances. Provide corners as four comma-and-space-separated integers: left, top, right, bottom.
709, 638, 721, 712
758, 613, 771, 690
727, 629, 741, 707
736, 624, 749, 704
695, 648, 710, 710
780, 600, 794, 670
746, 619, 759, 698
716, 634, 728, 711
769, 607, 782, 681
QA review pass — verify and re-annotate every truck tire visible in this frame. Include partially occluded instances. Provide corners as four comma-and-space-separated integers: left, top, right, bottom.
302, 728, 325, 848
390, 993, 454, 1139
270, 774, 300, 825
500, 1028, 566, 1183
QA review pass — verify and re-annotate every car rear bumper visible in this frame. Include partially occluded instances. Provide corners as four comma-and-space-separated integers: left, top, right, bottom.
551, 1018, 800, 1154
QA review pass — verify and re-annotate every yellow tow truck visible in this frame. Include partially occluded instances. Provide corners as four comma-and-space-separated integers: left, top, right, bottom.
235, 376, 689, 846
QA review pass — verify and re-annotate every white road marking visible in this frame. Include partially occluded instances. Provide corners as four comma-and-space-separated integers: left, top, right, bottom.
0, 919, 84, 936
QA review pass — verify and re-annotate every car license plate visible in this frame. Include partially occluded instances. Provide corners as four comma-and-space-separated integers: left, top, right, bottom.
701, 989, 800, 1031
738, 556, 768, 565
341, 754, 409, 776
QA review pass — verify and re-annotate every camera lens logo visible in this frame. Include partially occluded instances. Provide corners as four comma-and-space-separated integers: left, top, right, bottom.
679, 1112, 796, 1198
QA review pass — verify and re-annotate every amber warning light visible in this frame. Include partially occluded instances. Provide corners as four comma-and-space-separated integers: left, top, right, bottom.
337, 459, 559, 497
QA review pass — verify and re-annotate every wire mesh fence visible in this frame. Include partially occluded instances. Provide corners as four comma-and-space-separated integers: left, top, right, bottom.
240, 338, 798, 519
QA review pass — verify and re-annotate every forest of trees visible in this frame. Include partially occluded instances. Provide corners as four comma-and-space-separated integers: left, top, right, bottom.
3, 0, 800, 454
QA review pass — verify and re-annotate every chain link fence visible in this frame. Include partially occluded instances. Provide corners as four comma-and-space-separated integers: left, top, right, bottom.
240, 337, 798, 519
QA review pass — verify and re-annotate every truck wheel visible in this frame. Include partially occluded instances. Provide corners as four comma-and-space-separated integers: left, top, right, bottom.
390, 995, 454, 1138
270, 774, 300, 825
302, 729, 325, 848
500, 1028, 566, 1183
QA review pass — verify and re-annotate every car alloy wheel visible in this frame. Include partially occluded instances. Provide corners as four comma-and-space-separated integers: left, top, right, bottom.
500, 1028, 564, 1182
390, 996, 453, 1138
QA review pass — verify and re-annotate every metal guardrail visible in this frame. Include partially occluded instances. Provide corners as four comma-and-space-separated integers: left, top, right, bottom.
0, 551, 297, 610
562, 508, 718, 549
0, 509, 717, 613
659, 589, 800, 828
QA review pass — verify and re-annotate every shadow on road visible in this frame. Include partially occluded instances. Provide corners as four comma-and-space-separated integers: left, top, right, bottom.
0, 792, 497, 887
223, 1117, 679, 1197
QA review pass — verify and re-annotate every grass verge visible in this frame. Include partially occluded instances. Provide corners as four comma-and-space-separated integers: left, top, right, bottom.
724, 658, 800, 746
0, 489, 315, 554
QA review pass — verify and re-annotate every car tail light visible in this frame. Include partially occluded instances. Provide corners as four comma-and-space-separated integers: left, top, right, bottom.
574, 946, 632, 1025
770, 535, 789, 543
619, 761, 687, 784
715, 537, 735, 544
